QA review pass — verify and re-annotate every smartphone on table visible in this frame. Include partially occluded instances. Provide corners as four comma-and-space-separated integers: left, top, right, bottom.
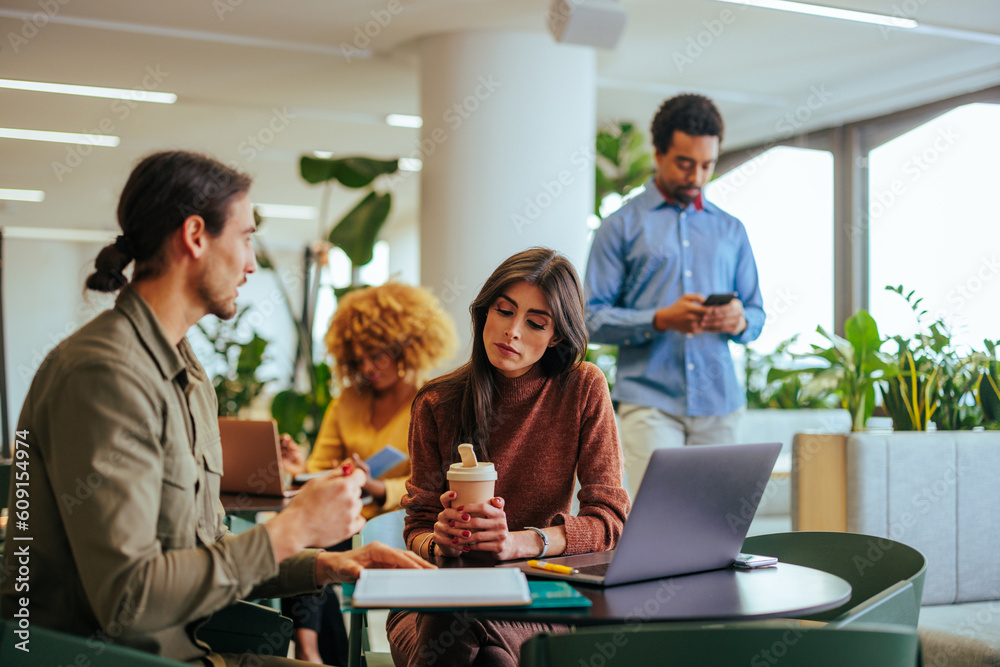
733, 553, 779, 569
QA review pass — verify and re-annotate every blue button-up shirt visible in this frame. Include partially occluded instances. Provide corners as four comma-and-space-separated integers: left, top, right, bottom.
584, 180, 764, 417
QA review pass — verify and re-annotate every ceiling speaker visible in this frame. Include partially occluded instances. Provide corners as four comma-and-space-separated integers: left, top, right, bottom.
547, 0, 627, 50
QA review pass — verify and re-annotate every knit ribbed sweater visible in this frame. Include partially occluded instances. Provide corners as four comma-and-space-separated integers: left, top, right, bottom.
401, 361, 631, 556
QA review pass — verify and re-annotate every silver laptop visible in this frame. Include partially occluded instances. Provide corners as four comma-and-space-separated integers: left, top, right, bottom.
218, 418, 298, 497
516, 442, 781, 586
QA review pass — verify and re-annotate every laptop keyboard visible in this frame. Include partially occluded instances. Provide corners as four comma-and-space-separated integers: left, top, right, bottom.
575, 562, 610, 576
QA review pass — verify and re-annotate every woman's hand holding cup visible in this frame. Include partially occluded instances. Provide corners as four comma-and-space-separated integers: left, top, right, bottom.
432, 490, 467, 557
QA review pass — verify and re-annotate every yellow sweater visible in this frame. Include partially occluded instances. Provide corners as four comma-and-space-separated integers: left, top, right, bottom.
306, 387, 413, 518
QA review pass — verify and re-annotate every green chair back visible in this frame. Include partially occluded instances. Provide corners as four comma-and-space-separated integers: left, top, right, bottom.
520, 622, 921, 667
743, 531, 927, 628
0, 619, 185, 666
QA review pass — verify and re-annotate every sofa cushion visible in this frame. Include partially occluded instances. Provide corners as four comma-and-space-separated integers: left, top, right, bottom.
920, 602, 1000, 667
846, 432, 1000, 605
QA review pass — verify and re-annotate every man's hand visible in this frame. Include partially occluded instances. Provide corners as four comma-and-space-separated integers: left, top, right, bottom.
700, 298, 747, 335
653, 294, 709, 333
315, 542, 435, 585
266, 469, 366, 562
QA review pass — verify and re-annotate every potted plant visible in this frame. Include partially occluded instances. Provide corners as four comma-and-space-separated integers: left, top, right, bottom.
879, 286, 982, 431
788, 310, 898, 432
251, 155, 400, 445
978, 339, 1000, 428
791, 288, 997, 532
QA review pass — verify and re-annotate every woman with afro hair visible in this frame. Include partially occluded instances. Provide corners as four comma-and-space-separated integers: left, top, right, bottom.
281, 281, 457, 664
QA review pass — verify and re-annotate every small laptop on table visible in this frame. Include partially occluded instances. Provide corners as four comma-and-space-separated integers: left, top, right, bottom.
218, 418, 298, 497
516, 442, 781, 586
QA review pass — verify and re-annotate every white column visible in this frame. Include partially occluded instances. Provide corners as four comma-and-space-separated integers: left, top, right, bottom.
418, 31, 595, 360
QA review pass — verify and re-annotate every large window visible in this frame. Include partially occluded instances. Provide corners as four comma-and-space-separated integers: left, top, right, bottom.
868, 103, 1000, 348
707, 146, 834, 352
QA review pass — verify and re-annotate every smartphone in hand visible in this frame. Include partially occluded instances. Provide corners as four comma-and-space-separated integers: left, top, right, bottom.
702, 292, 737, 306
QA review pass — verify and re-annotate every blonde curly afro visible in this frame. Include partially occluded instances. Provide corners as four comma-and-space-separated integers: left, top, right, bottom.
325, 281, 458, 387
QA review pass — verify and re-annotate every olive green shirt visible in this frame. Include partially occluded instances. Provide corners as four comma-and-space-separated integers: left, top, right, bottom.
1, 287, 320, 663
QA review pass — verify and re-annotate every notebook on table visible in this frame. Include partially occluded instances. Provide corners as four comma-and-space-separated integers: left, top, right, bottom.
515, 442, 781, 587
349, 568, 532, 608
218, 417, 298, 497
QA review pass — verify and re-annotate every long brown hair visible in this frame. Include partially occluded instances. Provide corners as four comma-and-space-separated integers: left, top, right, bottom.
421, 247, 588, 461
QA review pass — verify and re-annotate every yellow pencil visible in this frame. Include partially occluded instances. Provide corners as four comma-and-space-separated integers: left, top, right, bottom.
527, 559, 579, 575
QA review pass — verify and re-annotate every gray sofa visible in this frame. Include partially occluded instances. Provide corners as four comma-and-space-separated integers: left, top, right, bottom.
844, 431, 1000, 666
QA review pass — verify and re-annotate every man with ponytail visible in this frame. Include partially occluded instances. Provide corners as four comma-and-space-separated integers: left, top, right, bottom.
1, 151, 430, 665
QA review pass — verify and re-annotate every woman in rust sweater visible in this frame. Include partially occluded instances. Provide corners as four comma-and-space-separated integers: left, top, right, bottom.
388, 247, 632, 666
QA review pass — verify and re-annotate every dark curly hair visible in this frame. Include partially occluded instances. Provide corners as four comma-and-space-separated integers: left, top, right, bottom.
650, 94, 724, 154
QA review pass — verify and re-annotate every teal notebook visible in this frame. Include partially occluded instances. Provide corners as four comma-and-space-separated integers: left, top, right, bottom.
341, 579, 590, 611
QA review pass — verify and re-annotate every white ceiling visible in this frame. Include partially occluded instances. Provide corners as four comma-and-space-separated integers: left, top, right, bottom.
1, 0, 998, 249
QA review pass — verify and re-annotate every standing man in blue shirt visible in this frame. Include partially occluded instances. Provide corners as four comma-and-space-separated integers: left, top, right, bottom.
585, 94, 764, 498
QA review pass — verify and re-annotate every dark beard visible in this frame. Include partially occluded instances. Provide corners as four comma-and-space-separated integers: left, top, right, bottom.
197, 275, 237, 320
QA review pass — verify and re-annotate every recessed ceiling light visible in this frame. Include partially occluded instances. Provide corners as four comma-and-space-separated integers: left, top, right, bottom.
386, 114, 423, 129
399, 158, 422, 172
0, 78, 177, 103
0, 188, 45, 202
0, 128, 120, 147
713, 0, 917, 29
254, 203, 318, 220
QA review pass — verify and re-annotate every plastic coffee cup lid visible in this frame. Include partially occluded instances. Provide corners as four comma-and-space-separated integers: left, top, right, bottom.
447, 445, 497, 482
447, 460, 497, 482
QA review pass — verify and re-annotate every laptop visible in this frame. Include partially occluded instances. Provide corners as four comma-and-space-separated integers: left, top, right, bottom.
516, 442, 781, 586
218, 418, 298, 497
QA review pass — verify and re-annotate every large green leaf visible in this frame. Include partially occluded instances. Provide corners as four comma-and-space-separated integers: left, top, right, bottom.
595, 131, 620, 164
270, 389, 310, 443
844, 310, 880, 360
328, 191, 392, 266
299, 156, 399, 188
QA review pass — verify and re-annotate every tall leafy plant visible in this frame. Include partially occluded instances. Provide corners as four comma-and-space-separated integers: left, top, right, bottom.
881, 286, 981, 431
748, 336, 838, 410
978, 339, 1000, 428
252, 155, 400, 443
795, 311, 897, 431
195, 306, 272, 417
